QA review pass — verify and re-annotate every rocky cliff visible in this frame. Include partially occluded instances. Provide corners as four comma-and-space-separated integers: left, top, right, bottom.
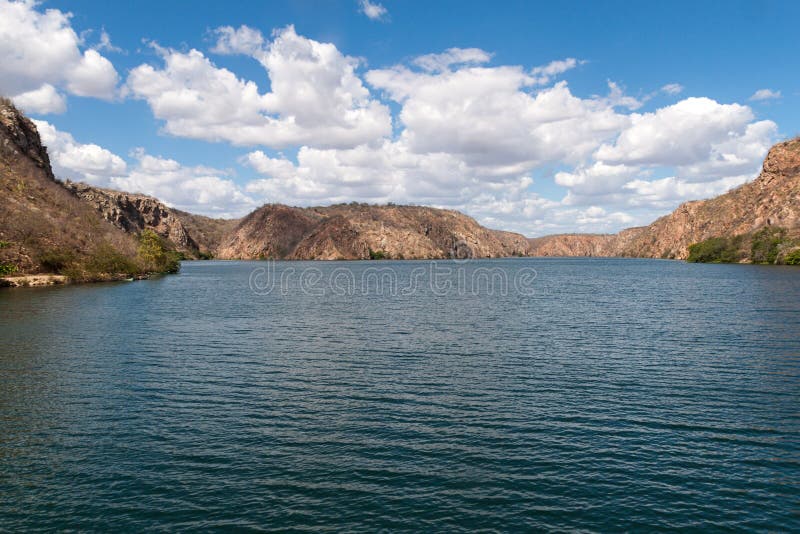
217, 203, 531, 260
528, 137, 800, 260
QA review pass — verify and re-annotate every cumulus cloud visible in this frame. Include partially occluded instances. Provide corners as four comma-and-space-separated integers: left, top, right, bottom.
111, 150, 257, 217
366, 65, 630, 170
12, 84, 66, 114
749, 88, 781, 101
0, 0, 119, 107
34, 119, 127, 182
127, 26, 391, 148
359, 0, 387, 21
34, 121, 255, 217
595, 97, 761, 166
27, 18, 771, 235
210, 25, 264, 55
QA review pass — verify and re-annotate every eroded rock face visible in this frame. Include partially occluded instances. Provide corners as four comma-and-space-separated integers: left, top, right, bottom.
527, 138, 800, 260
216, 203, 532, 260
0, 101, 55, 179
65, 182, 200, 254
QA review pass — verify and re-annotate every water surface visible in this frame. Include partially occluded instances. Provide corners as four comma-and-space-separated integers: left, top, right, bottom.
1, 259, 798, 530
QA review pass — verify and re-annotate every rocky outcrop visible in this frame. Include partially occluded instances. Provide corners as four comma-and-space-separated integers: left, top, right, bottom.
0, 98, 55, 181
65, 182, 201, 254
217, 203, 531, 260
528, 138, 800, 260
63, 182, 241, 257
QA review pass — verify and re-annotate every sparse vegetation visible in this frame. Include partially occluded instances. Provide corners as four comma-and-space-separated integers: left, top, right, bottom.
785, 249, 800, 265
137, 230, 181, 273
38, 249, 77, 272
687, 236, 744, 263
750, 226, 786, 264
0, 262, 17, 276
368, 248, 389, 260
688, 227, 800, 265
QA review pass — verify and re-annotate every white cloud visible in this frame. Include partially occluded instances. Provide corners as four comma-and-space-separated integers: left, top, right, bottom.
127, 26, 391, 148
661, 83, 684, 95
623, 174, 750, 207
64, 48, 119, 98
366, 64, 630, 170
94, 29, 123, 53
595, 97, 760, 166
34, 120, 255, 217
749, 88, 781, 101
211, 25, 264, 56
602, 81, 643, 110
359, 0, 387, 21
412, 48, 493, 72
0, 0, 119, 106
111, 150, 257, 217
12, 84, 66, 114
530, 57, 583, 85
24, 18, 776, 236
33, 119, 127, 182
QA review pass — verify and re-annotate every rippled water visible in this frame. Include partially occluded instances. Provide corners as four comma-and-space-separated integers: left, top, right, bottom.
1, 259, 799, 531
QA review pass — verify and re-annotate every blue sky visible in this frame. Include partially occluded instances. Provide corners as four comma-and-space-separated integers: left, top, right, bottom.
2, 0, 798, 235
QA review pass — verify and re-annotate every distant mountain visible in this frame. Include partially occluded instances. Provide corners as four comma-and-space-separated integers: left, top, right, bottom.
217, 203, 530, 260
528, 137, 800, 262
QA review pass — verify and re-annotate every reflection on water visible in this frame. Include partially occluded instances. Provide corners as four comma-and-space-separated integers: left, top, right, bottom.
1, 259, 798, 530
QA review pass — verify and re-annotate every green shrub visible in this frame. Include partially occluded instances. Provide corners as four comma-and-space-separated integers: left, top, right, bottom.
0, 262, 17, 276
687, 236, 743, 263
86, 243, 140, 276
785, 249, 800, 266
138, 230, 180, 273
368, 248, 388, 260
38, 249, 77, 273
0, 241, 11, 249
750, 226, 786, 264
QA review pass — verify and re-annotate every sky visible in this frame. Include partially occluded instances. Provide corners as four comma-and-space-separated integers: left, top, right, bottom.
1, 0, 798, 236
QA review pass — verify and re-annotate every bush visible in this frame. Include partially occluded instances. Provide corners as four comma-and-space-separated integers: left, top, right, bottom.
0, 262, 17, 276
750, 226, 786, 264
785, 249, 800, 266
0, 241, 10, 249
368, 248, 388, 260
138, 230, 181, 273
86, 243, 140, 276
687, 236, 743, 263
38, 249, 76, 273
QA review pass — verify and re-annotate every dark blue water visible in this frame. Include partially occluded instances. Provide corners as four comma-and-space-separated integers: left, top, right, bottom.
1, 259, 799, 531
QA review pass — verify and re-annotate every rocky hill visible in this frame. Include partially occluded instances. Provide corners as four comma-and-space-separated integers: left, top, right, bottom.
528, 137, 800, 261
0, 98, 142, 279
217, 203, 530, 260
